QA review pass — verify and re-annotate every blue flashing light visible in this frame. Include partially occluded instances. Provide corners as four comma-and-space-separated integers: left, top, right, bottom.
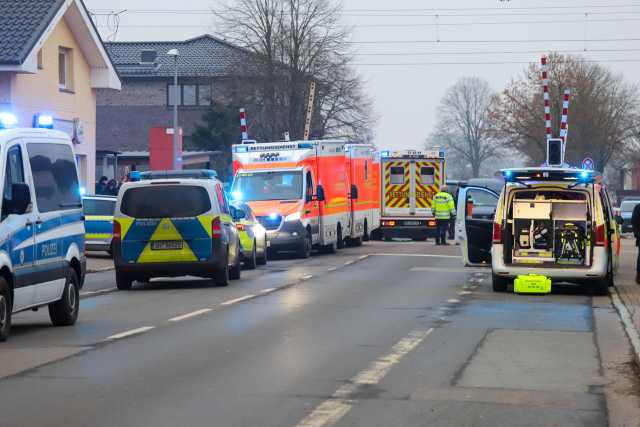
231, 191, 243, 201
234, 145, 248, 153
380, 150, 390, 158
79, 186, 86, 196
439, 151, 445, 158
0, 112, 18, 129
503, 170, 513, 180
297, 143, 313, 149
579, 170, 592, 180
129, 171, 141, 181
268, 212, 279, 220
34, 114, 54, 129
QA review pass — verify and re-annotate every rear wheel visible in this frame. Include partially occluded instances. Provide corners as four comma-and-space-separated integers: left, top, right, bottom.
298, 231, 312, 259
363, 221, 370, 242
492, 274, 509, 293
321, 241, 337, 254
0, 278, 12, 342
215, 250, 230, 287
350, 236, 363, 247
49, 269, 80, 326
244, 244, 257, 270
336, 225, 345, 249
229, 247, 242, 280
257, 244, 268, 265
116, 271, 133, 290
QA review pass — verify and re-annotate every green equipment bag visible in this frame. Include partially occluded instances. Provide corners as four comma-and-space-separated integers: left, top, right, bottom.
514, 274, 552, 294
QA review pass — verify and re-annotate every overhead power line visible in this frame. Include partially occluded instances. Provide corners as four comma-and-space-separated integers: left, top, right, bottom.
350, 58, 640, 66
353, 48, 640, 56
346, 38, 640, 44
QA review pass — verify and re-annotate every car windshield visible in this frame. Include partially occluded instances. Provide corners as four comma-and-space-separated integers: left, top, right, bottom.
121, 185, 211, 218
620, 200, 640, 212
232, 171, 303, 201
83, 198, 115, 216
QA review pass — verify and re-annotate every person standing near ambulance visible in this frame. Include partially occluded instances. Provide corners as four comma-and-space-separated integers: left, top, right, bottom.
433, 185, 456, 245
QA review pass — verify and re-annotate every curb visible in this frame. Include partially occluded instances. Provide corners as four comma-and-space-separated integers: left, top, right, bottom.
87, 266, 114, 274
610, 288, 640, 367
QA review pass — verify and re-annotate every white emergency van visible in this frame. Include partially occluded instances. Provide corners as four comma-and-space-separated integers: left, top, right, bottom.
0, 114, 86, 341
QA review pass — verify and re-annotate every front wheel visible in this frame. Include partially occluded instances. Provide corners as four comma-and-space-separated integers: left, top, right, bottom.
298, 232, 312, 259
244, 243, 257, 270
214, 250, 230, 287
336, 225, 345, 249
0, 278, 12, 342
49, 269, 80, 326
116, 271, 133, 290
492, 274, 509, 293
229, 247, 242, 280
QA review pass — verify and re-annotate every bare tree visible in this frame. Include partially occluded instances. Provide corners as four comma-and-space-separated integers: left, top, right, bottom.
212, 0, 374, 142
430, 77, 500, 178
494, 53, 639, 170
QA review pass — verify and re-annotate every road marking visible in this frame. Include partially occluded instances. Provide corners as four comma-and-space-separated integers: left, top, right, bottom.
344, 261, 355, 266
221, 295, 255, 306
373, 253, 462, 259
261, 288, 277, 294
168, 308, 212, 322
447, 298, 460, 304
358, 255, 369, 260
458, 291, 472, 296
294, 328, 433, 427
327, 267, 338, 272
80, 287, 117, 296
610, 289, 640, 362
106, 326, 155, 341
301, 275, 313, 281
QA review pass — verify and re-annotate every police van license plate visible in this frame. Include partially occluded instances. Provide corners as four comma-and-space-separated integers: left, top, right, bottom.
151, 240, 183, 250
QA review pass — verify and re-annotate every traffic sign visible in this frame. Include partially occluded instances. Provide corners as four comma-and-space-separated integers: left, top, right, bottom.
582, 157, 594, 170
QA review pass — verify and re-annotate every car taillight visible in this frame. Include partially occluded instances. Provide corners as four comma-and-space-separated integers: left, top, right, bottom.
236, 223, 245, 231
492, 222, 502, 244
466, 200, 474, 217
595, 224, 606, 247
113, 221, 121, 241
212, 217, 222, 238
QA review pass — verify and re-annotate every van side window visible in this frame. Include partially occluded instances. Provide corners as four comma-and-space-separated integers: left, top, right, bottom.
215, 184, 229, 215
306, 171, 313, 199
2, 145, 26, 219
27, 143, 81, 213
364, 161, 368, 181
390, 166, 405, 185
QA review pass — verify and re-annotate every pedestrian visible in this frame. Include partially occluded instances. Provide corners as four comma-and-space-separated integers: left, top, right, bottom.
433, 185, 456, 245
632, 202, 640, 283
95, 176, 108, 195
106, 179, 118, 196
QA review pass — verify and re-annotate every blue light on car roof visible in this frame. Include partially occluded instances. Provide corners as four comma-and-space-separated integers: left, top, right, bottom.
268, 212, 279, 220
234, 145, 248, 153
0, 112, 18, 129
380, 150, 390, 158
231, 191, 243, 201
34, 114, 54, 129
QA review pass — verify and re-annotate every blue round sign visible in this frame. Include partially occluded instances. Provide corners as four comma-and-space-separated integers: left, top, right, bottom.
582, 157, 594, 170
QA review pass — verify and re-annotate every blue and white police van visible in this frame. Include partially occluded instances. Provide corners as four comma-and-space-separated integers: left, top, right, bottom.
0, 113, 86, 341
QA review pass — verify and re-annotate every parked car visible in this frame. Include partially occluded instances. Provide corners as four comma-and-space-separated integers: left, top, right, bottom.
619, 199, 640, 233
0, 124, 86, 341
457, 168, 620, 295
230, 201, 268, 268
112, 177, 242, 289
83, 195, 116, 253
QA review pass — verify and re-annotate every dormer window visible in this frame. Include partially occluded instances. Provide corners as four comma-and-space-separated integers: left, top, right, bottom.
140, 50, 157, 64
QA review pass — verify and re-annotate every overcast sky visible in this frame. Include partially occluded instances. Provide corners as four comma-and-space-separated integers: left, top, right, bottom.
85, 0, 640, 150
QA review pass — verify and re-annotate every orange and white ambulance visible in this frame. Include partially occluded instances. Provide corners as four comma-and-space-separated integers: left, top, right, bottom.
379, 149, 446, 240
231, 140, 379, 258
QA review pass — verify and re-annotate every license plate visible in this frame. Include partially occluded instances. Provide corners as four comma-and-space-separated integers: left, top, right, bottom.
514, 275, 551, 294
151, 240, 183, 250
404, 221, 421, 226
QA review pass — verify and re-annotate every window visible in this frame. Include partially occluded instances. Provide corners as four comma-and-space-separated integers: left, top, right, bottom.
121, 186, 210, 218
58, 47, 73, 90
37, 49, 43, 70
27, 143, 81, 213
215, 184, 230, 214
183, 85, 197, 106
390, 167, 405, 185
2, 145, 26, 218
420, 166, 435, 185
305, 171, 314, 200
83, 199, 116, 216
198, 84, 212, 106
364, 161, 368, 181
168, 84, 180, 106
232, 171, 303, 202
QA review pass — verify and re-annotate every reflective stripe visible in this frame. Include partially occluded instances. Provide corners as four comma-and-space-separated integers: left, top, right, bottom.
86, 233, 112, 240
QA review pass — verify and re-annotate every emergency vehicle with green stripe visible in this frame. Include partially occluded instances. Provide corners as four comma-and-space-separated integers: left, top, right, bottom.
82, 195, 116, 253
379, 149, 446, 240
112, 178, 242, 289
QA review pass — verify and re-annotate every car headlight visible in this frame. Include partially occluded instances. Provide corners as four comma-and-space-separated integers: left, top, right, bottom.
285, 211, 301, 222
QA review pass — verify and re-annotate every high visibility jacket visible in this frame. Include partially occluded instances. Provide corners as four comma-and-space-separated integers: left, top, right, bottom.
433, 191, 456, 219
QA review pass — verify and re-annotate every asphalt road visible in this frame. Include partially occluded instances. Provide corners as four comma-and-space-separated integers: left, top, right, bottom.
1, 241, 638, 427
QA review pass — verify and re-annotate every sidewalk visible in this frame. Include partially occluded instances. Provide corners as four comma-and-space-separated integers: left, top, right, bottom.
86, 252, 114, 273
614, 238, 640, 359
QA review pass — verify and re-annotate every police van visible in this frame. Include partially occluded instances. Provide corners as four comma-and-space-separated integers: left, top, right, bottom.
457, 167, 620, 295
0, 114, 86, 341
112, 177, 242, 289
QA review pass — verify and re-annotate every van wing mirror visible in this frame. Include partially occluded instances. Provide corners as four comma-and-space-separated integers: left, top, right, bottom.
615, 215, 623, 225
350, 184, 359, 200
9, 183, 31, 215
230, 206, 246, 221
305, 191, 313, 203
316, 185, 326, 202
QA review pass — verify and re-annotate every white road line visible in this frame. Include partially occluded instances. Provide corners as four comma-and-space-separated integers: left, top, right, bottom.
105, 326, 155, 341
446, 298, 460, 304
458, 291, 472, 296
327, 267, 338, 272
294, 328, 433, 427
80, 287, 117, 296
610, 290, 640, 363
221, 295, 255, 306
300, 275, 313, 281
372, 253, 462, 259
168, 308, 212, 322
358, 255, 369, 260
260, 288, 277, 294
344, 261, 355, 266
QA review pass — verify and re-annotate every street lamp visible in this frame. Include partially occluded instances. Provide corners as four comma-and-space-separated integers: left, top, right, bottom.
167, 48, 180, 169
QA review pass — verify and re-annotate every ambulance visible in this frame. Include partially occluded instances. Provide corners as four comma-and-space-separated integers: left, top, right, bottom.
379, 149, 446, 240
231, 140, 379, 257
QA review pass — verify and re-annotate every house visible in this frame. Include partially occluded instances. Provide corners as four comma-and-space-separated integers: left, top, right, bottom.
96, 35, 251, 179
0, 0, 120, 193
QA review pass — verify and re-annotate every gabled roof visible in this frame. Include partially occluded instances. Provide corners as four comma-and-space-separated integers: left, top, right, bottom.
0, 0, 120, 89
105, 35, 252, 79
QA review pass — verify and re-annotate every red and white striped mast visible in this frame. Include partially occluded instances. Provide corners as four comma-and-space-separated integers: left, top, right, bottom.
559, 89, 571, 143
239, 108, 248, 141
541, 56, 553, 141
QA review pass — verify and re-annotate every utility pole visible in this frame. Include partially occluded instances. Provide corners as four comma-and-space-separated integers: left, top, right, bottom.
167, 48, 180, 169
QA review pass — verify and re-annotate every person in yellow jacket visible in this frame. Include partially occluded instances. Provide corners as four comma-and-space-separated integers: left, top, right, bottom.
433, 185, 456, 245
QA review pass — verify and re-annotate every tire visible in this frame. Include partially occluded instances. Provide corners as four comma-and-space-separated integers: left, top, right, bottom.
336, 225, 345, 249
116, 271, 133, 290
492, 274, 509, 293
215, 250, 230, 287
0, 278, 12, 342
257, 244, 268, 265
49, 269, 80, 326
244, 243, 257, 270
298, 232, 312, 259
350, 236, 363, 247
363, 221, 370, 242
229, 247, 242, 280
321, 241, 337, 254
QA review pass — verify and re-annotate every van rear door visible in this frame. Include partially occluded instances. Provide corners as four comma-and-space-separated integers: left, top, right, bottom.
414, 160, 441, 216
382, 159, 411, 216
119, 184, 213, 263
457, 186, 500, 266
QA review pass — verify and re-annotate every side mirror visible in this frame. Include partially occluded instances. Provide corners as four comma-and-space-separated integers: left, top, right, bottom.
8, 183, 31, 215
350, 184, 359, 200
231, 206, 246, 221
316, 185, 326, 202
616, 216, 623, 225
305, 191, 313, 203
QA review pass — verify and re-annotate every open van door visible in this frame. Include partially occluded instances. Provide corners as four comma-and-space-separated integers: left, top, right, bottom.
456, 186, 500, 266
